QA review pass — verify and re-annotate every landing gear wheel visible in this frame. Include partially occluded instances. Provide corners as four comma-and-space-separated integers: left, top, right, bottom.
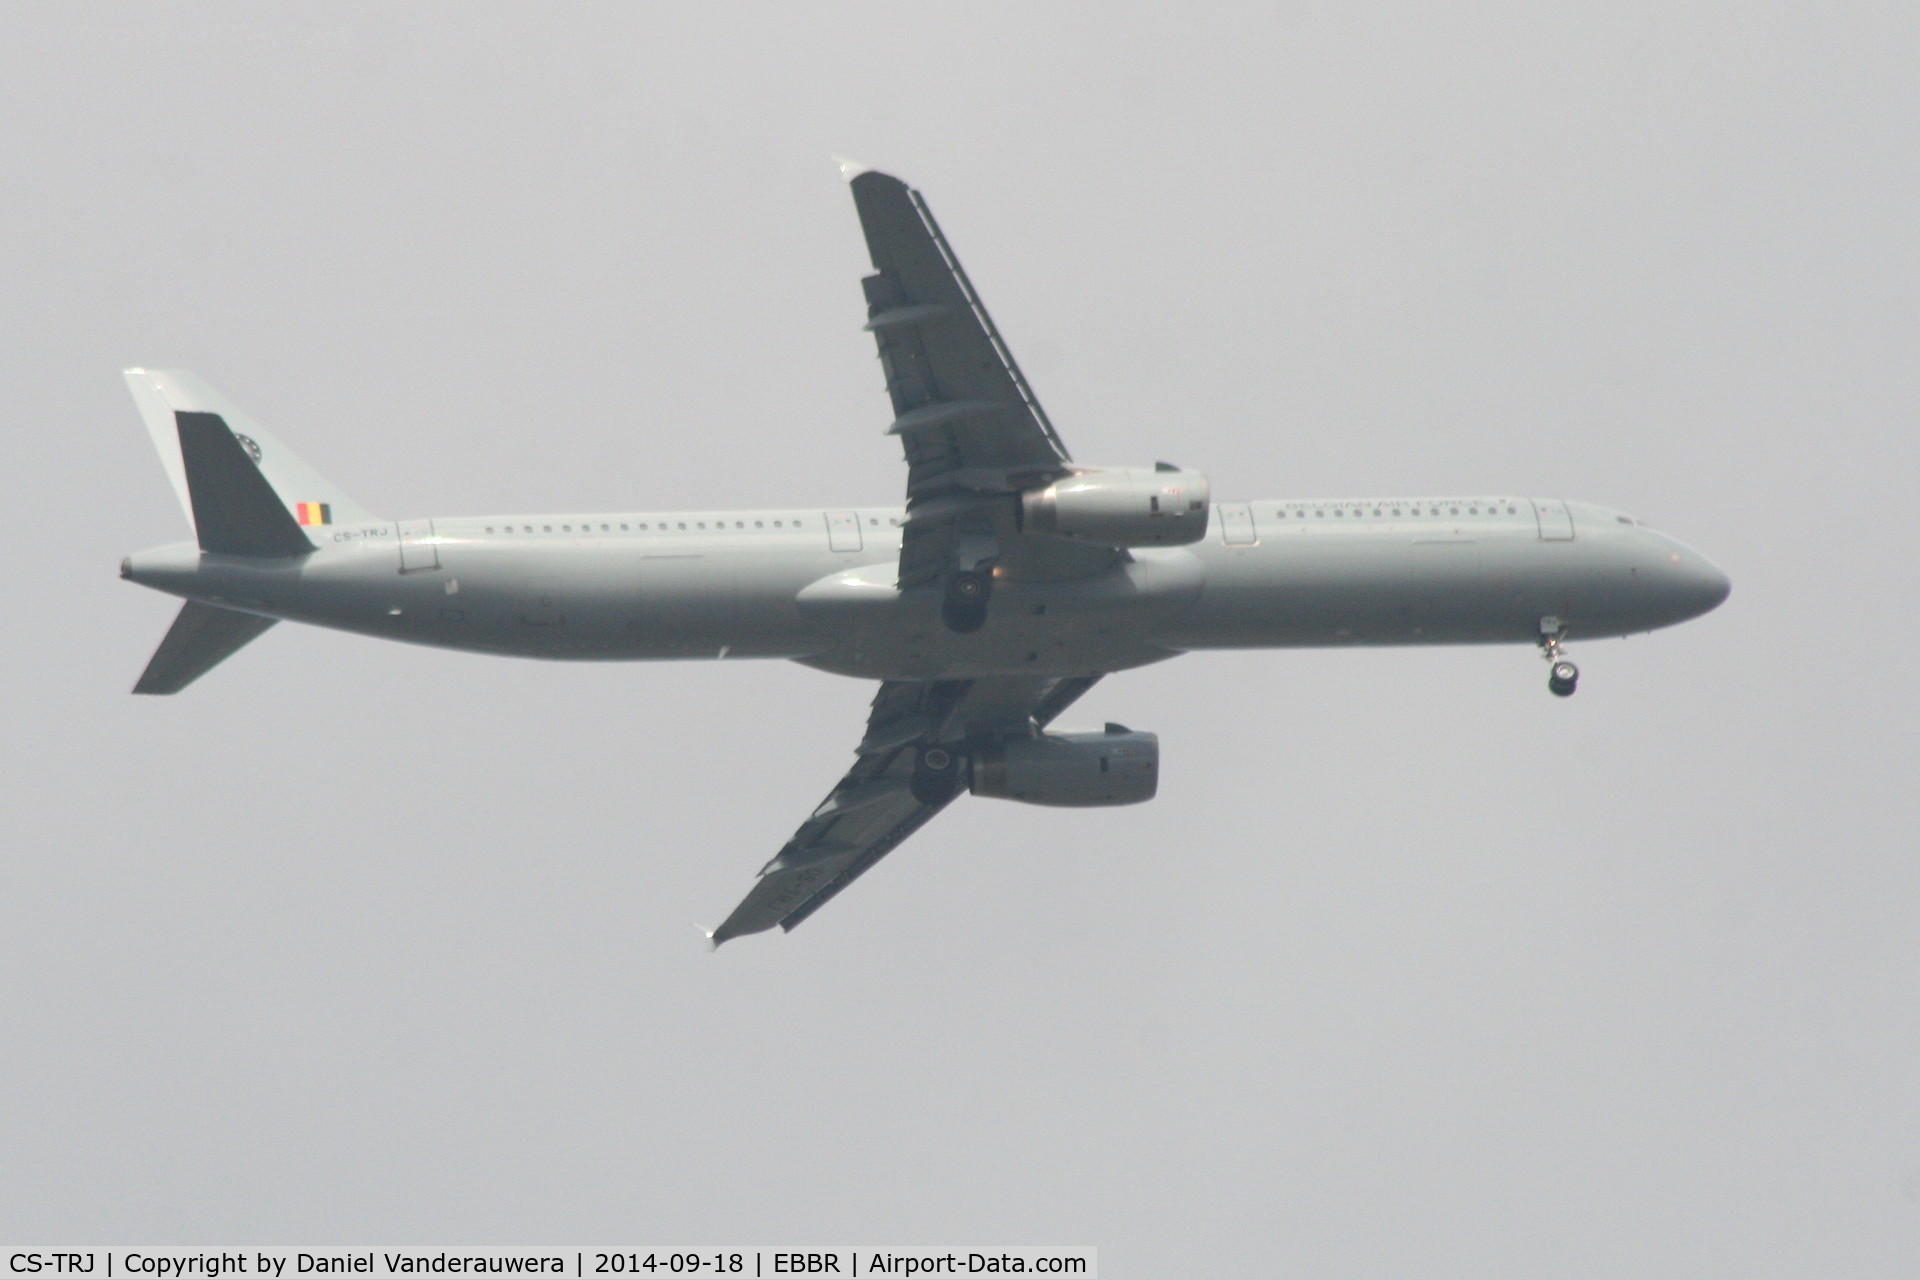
1548, 660, 1579, 698
910, 745, 963, 804
941, 570, 992, 634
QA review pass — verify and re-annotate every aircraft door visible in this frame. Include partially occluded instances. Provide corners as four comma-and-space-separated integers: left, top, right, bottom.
1219, 503, 1258, 545
1530, 499, 1576, 541
397, 518, 440, 572
825, 511, 863, 552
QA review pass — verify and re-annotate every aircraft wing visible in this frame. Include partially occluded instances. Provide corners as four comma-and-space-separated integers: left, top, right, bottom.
709, 672, 1101, 944
846, 168, 1101, 590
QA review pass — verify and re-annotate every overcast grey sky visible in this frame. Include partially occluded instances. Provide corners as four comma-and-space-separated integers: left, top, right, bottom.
3, 2, 1916, 1272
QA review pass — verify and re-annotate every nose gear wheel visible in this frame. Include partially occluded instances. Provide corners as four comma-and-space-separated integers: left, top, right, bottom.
1539, 619, 1579, 697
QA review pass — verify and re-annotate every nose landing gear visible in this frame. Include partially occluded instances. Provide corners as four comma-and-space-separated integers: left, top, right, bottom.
1539, 616, 1579, 697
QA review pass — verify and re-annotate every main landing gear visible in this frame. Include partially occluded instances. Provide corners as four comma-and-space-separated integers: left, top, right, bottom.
1539, 616, 1578, 698
941, 569, 992, 634
911, 744, 965, 804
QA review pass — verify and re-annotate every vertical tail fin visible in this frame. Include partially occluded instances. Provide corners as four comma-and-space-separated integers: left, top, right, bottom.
124, 369, 377, 536
173, 410, 317, 557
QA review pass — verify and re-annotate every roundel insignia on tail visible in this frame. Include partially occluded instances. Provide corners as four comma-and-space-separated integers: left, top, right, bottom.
232, 432, 263, 464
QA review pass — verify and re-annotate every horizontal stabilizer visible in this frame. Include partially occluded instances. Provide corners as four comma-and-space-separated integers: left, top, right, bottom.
177, 411, 317, 557
133, 600, 277, 695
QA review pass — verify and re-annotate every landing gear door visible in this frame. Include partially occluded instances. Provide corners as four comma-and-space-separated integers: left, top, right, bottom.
397, 518, 440, 572
826, 511, 863, 552
1531, 499, 1575, 541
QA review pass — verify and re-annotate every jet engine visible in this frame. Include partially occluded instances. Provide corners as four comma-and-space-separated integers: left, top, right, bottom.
970, 726, 1159, 807
1020, 466, 1210, 547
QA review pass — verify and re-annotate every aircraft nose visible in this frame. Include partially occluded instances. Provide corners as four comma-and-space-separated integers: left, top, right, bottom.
1662, 544, 1730, 620
1698, 559, 1732, 612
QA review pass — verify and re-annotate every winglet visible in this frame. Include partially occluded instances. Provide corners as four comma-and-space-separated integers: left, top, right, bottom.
833, 154, 871, 182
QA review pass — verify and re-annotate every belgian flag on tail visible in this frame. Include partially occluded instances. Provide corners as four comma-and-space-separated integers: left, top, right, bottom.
295, 502, 331, 526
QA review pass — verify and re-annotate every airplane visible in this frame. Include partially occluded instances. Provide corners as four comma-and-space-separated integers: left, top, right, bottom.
119, 163, 1731, 944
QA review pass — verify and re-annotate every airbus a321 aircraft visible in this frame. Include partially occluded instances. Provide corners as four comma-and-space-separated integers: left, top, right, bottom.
120, 165, 1730, 943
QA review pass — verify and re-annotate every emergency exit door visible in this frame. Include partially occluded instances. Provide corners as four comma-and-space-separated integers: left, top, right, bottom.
1218, 503, 1258, 545
1530, 499, 1576, 541
397, 519, 440, 572
825, 511, 863, 552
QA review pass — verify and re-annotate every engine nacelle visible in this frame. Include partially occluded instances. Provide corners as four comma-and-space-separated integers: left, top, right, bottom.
970, 727, 1159, 808
1021, 466, 1210, 547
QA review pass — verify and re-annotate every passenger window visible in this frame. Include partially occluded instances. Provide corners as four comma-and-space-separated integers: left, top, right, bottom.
1335, 509, 1343, 517
543, 525, 552, 532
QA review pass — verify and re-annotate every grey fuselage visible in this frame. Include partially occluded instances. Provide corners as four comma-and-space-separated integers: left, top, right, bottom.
123, 496, 1731, 681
